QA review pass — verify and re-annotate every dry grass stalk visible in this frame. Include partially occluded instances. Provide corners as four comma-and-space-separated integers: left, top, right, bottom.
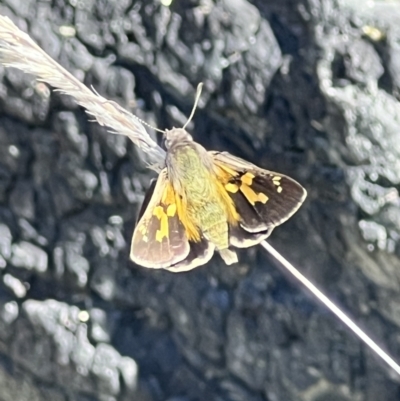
0, 15, 165, 168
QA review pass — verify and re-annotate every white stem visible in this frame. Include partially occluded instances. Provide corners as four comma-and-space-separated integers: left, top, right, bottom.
261, 240, 400, 376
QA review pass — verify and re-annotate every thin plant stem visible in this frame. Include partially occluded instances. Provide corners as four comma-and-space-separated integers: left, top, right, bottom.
261, 240, 400, 376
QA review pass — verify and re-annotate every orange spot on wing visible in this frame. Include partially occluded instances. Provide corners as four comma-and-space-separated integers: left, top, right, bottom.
174, 193, 201, 242
213, 166, 243, 225
156, 213, 168, 242
167, 203, 177, 216
213, 177, 240, 225
240, 184, 259, 206
162, 181, 201, 242
217, 163, 239, 177
241, 172, 255, 186
161, 183, 176, 204
258, 192, 269, 204
225, 183, 239, 193
153, 206, 164, 219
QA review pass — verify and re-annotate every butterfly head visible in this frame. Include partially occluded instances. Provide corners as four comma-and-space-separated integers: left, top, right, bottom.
164, 128, 193, 150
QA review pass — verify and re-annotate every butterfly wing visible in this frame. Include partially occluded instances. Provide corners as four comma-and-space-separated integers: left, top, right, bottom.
166, 239, 215, 272
211, 151, 307, 247
130, 169, 190, 269
131, 151, 306, 269
131, 169, 215, 271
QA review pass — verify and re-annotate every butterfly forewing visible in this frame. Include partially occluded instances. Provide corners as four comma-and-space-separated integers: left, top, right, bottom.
130, 170, 190, 269
211, 151, 307, 236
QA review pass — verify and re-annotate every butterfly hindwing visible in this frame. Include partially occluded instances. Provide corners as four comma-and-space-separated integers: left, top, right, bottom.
211, 151, 307, 245
130, 169, 190, 269
166, 239, 215, 272
131, 169, 216, 271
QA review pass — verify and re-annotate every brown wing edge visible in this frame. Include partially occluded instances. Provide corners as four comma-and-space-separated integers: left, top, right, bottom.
229, 224, 274, 248
166, 239, 215, 272
135, 177, 158, 225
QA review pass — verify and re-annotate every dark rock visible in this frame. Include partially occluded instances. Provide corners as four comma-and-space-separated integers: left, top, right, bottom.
0, 224, 12, 261
0, 0, 399, 401
9, 180, 35, 221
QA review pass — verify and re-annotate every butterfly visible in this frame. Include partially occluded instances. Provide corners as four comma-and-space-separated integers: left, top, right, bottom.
130, 126, 307, 272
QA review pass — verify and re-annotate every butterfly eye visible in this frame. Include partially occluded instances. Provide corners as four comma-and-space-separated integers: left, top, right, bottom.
164, 129, 175, 149
163, 136, 172, 150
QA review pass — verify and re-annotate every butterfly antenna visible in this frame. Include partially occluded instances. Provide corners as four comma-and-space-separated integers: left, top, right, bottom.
135, 117, 166, 134
90, 85, 166, 134
182, 83, 203, 130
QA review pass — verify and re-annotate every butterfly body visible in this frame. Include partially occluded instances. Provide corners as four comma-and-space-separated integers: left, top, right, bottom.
165, 130, 239, 255
131, 128, 307, 272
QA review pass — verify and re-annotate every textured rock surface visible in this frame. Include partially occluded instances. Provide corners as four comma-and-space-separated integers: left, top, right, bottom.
0, 0, 399, 400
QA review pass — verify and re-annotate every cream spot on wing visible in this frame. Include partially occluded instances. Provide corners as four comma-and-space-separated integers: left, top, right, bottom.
138, 224, 147, 235
272, 176, 283, 193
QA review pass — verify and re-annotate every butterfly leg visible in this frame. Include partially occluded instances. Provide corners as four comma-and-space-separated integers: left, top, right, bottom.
219, 248, 238, 265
